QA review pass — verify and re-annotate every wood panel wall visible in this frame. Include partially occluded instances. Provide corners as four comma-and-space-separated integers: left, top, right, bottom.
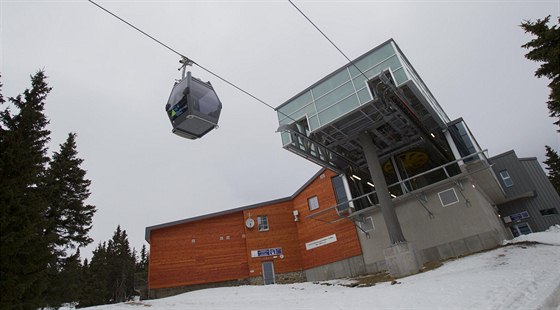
292, 170, 363, 270
148, 169, 363, 290
148, 212, 249, 289
243, 201, 302, 277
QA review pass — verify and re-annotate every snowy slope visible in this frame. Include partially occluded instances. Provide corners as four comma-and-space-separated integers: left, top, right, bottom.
86, 226, 560, 310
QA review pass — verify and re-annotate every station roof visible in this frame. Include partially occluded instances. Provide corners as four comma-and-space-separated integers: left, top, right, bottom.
145, 168, 326, 242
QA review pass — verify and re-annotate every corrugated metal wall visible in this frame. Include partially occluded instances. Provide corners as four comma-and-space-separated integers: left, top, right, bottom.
520, 158, 560, 229
490, 150, 560, 234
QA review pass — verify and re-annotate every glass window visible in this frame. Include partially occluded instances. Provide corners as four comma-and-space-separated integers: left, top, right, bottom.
438, 188, 459, 207
511, 223, 532, 237
331, 175, 349, 212
314, 81, 354, 112
308, 196, 319, 211
257, 215, 269, 231
349, 43, 396, 77
539, 208, 559, 216
499, 170, 514, 187
167, 78, 188, 108
190, 78, 221, 117
317, 95, 359, 126
392, 67, 408, 86
359, 216, 374, 233
357, 87, 372, 104
278, 91, 313, 116
312, 70, 351, 99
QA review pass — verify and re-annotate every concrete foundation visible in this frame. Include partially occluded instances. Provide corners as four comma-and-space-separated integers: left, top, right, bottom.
304, 255, 366, 282
383, 242, 421, 277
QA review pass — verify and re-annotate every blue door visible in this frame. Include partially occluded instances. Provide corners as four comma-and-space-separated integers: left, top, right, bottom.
262, 261, 275, 285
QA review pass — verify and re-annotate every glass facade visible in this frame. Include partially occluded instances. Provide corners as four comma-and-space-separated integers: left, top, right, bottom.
277, 39, 450, 147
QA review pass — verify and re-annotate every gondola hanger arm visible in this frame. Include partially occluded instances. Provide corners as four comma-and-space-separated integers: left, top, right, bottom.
178, 57, 194, 79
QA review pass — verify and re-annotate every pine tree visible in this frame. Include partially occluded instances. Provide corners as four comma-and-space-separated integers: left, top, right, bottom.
134, 244, 149, 298
521, 16, 560, 129
106, 226, 136, 302
44, 132, 96, 256
43, 250, 83, 308
78, 226, 138, 307
0, 71, 53, 308
79, 242, 112, 307
544, 145, 560, 194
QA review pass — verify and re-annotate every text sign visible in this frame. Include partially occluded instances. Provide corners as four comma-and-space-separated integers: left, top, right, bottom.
306, 234, 337, 251
251, 247, 282, 258
509, 211, 530, 222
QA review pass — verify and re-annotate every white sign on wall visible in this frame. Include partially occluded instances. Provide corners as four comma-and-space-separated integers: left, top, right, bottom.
305, 234, 337, 250
251, 247, 282, 258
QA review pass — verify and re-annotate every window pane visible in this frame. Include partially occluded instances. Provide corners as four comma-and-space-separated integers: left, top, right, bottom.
359, 217, 374, 232
349, 43, 396, 77
315, 81, 354, 112
318, 95, 359, 126
499, 170, 514, 187
308, 196, 319, 211
191, 79, 221, 117
357, 87, 372, 104
258, 216, 269, 231
313, 70, 351, 99
278, 91, 313, 116
438, 188, 459, 207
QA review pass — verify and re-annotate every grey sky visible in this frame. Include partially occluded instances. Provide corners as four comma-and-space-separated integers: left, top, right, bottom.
1, 0, 559, 258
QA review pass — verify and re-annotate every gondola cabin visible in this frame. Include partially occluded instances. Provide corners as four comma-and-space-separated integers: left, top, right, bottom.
165, 72, 222, 140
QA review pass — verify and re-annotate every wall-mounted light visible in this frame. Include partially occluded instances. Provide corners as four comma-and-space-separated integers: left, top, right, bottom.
293, 210, 299, 222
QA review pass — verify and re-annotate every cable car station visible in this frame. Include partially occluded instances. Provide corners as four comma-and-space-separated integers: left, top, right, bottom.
276, 39, 507, 276
144, 39, 560, 297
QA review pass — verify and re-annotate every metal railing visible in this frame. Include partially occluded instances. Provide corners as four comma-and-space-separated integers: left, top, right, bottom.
307, 150, 490, 222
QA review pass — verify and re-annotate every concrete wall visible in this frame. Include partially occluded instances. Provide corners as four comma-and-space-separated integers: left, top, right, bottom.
304, 255, 366, 282
356, 177, 508, 273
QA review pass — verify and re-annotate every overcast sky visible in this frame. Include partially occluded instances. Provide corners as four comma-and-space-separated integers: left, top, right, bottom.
2, 0, 559, 258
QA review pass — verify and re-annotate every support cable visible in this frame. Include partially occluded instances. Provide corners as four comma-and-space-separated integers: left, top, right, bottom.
87, 0, 290, 119
287, 0, 370, 81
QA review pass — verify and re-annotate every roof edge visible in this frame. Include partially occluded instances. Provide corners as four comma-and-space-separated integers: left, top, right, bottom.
145, 196, 291, 243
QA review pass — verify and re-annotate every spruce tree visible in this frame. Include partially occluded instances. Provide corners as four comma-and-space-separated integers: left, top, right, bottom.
44, 250, 83, 308
134, 244, 149, 298
79, 242, 112, 307
544, 145, 560, 194
107, 226, 136, 302
521, 16, 560, 129
0, 71, 53, 308
44, 132, 96, 256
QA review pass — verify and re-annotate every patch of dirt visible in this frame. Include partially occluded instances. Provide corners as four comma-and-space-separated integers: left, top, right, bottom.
419, 260, 443, 273
344, 271, 395, 287
124, 301, 152, 307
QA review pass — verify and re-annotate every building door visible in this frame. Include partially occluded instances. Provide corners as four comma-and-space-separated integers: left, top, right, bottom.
262, 261, 275, 285
511, 222, 532, 237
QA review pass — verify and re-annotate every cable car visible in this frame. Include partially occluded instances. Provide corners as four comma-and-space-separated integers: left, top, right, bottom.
165, 71, 222, 140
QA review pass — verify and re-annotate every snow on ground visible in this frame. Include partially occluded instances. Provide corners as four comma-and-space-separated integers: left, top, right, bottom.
86, 227, 560, 310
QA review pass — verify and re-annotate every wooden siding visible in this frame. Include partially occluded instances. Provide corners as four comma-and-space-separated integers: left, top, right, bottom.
149, 212, 249, 289
292, 170, 363, 269
147, 169, 364, 291
243, 201, 302, 277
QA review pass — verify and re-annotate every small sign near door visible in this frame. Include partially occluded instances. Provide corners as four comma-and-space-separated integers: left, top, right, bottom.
251, 247, 282, 258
